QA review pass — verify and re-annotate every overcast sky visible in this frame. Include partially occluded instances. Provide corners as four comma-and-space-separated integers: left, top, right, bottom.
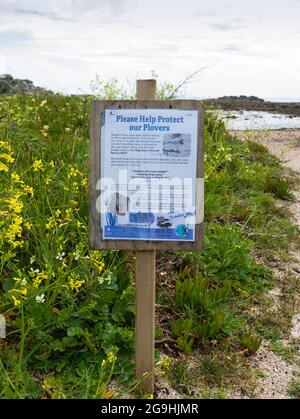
0, 0, 299, 98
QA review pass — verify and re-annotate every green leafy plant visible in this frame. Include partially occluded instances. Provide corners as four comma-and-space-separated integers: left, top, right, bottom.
288, 379, 300, 398
171, 318, 194, 353
240, 333, 262, 355
269, 341, 294, 362
264, 175, 294, 200
169, 275, 234, 347
175, 275, 231, 313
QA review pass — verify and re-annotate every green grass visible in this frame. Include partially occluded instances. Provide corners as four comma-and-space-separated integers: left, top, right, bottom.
0, 81, 299, 398
288, 377, 300, 398
167, 344, 257, 399
269, 341, 295, 362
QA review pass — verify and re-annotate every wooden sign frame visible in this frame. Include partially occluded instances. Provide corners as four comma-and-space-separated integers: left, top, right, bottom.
89, 99, 204, 252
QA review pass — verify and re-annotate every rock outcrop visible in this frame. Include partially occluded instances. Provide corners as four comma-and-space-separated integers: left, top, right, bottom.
0, 74, 53, 95
203, 96, 300, 117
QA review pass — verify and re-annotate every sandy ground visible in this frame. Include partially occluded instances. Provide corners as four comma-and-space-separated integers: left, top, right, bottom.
232, 129, 300, 233
231, 129, 300, 399
260, 130, 300, 229
231, 129, 300, 171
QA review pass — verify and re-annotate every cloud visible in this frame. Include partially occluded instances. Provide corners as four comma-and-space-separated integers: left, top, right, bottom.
192, 9, 217, 17
40, 41, 180, 63
15, 8, 71, 21
47, 55, 83, 69
0, 30, 32, 44
0, 0, 299, 98
0, 53, 7, 73
0, 0, 134, 20
208, 19, 245, 31
222, 43, 242, 52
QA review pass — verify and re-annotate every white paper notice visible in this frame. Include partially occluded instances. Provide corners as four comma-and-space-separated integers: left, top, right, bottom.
100, 109, 199, 241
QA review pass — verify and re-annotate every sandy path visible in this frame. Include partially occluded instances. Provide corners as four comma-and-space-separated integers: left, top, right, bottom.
260, 130, 300, 172
232, 129, 300, 231
260, 130, 300, 228
231, 129, 300, 399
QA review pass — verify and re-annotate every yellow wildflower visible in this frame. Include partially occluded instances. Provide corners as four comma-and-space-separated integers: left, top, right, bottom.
23, 184, 34, 197
0, 161, 8, 172
65, 208, 73, 221
14, 276, 27, 286
20, 288, 28, 297
93, 258, 105, 274
6, 215, 23, 246
0, 153, 15, 163
107, 352, 117, 363
104, 390, 113, 399
32, 272, 48, 288
7, 197, 24, 214
11, 172, 22, 182
46, 217, 55, 230
68, 274, 85, 292
225, 154, 232, 162
0, 140, 10, 150
69, 167, 82, 178
12, 295, 21, 307
156, 356, 171, 370
24, 222, 32, 230
33, 159, 44, 172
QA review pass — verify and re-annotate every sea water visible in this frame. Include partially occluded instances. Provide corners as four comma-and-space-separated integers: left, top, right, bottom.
215, 110, 300, 131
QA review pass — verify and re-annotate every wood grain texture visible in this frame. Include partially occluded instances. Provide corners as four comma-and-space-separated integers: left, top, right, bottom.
135, 249, 156, 392
135, 80, 156, 394
136, 79, 157, 101
89, 99, 204, 251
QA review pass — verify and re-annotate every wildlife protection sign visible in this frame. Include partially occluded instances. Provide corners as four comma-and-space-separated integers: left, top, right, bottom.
101, 108, 198, 242
89, 99, 204, 251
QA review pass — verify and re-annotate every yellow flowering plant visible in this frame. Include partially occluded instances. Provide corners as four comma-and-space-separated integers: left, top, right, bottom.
0, 85, 296, 399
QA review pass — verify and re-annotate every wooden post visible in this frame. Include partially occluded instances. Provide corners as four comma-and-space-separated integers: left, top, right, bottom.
135, 79, 157, 394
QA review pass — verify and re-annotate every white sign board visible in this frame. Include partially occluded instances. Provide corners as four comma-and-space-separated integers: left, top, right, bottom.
100, 109, 199, 242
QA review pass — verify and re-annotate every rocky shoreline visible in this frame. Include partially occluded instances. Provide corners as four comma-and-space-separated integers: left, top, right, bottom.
1, 76, 299, 118
203, 96, 300, 117
0, 74, 53, 96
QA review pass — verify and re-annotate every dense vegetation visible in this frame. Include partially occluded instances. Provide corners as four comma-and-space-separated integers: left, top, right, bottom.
0, 82, 297, 398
